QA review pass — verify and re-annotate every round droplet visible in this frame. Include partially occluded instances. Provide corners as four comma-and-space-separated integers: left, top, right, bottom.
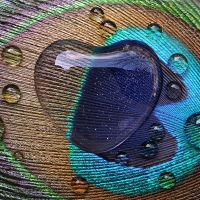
71, 177, 88, 194
166, 81, 182, 101
147, 23, 162, 39
2, 45, 23, 67
99, 20, 117, 38
2, 84, 21, 103
168, 54, 188, 74
140, 140, 158, 158
14, 151, 23, 160
149, 124, 165, 141
159, 172, 176, 189
116, 151, 129, 165
184, 113, 200, 149
89, 7, 104, 23
0, 118, 4, 138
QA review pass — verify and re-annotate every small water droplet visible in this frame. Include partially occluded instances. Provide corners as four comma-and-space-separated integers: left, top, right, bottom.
159, 172, 176, 189
184, 113, 200, 149
147, 23, 162, 39
0, 118, 4, 138
2, 46, 23, 67
149, 124, 165, 141
99, 20, 117, 38
166, 81, 182, 101
168, 54, 188, 74
71, 177, 88, 194
2, 84, 21, 103
89, 7, 104, 23
14, 151, 23, 160
140, 140, 158, 158
116, 151, 129, 165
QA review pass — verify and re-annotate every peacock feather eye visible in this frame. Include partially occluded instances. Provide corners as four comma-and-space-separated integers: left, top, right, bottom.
0, 1, 199, 199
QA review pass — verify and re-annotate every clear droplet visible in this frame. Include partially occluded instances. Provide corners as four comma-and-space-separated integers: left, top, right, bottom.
140, 140, 158, 158
149, 124, 165, 141
159, 172, 176, 189
166, 81, 182, 101
71, 177, 88, 194
116, 151, 129, 165
0, 118, 4, 138
99, 20, 117, 38
2, 45, 23, 67
147, 23, 162, 39
168, 54, 188, 74
2, 84, 21, 103
14, 151, 23, 160
184, 113, 200, 149
89, 7, 104, 23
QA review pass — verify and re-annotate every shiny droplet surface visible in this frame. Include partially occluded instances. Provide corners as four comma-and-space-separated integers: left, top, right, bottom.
166, 81, 182, 101
168, 54, 188, 74
116, 151, 129, 165
89, 7, 104, 23
0, 118, 4, 138
184, 113, 200, 149
140, 140, 158, 158
149, 124, 165, 141
71, 177, 88, 194
147, 23, 162, 39
2, 45, 22, 67
159, 172, 176, 189
14, 151, 23, 160
99, 20, 117, 38
2, 84, 21, 103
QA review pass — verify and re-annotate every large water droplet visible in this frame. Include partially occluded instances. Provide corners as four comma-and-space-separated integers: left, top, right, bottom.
168, 54, 188, 74
184, 113, 200, 149
71, 177, 89, 194
146, 23, 162, 39
2, 45, 23, 67
149, 124, 165, 141
0, 118, 4, 139
166, 81, 182, 101
2, 84, 21, 103
140, 140, 158, 158
99, 20, 117, 38
159, 172, 176, 189
89, 7, 104, 23
115, 151, 129, 165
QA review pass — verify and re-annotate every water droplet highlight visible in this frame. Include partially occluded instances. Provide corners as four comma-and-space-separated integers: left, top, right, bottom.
14, 151, 23, 160
89, 7, 104, 23
99, 20, 117, 38
140, 140, 158, 158
149, 124, 165, 141
0, 118, 4, 139
147, 23, 162, 39
2, 84, 21, 103
71, 177, 88, 194
159, 172, 176, 189
168, 54, 188, 74
166, 81, 182, 101
116, 151, 129, 165
2, 45, 23, 67
184, 113, 200, 149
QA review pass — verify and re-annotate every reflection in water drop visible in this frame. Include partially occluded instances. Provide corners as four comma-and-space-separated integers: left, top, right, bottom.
99, 20, 117, 38
146, 23, 162, 39
168, 54, 188, 74
140, 140, 158, 158
166, 81, 182, 101
89, 7, 104, 23
71, 177, 89, 194
2, 45, 23, 67
184, 113, 200, 149
159, 172, 176, 189
149, 124, 165, 141
2, 84, 21, 103
14, 151, 23, 160
0, 118, 4, 138
116, 151, 129, 165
